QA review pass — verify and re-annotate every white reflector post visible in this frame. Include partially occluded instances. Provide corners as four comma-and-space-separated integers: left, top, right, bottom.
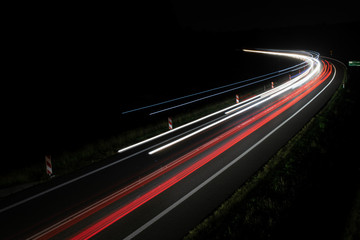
45, 155, 53, 176
168, 117, 173, 130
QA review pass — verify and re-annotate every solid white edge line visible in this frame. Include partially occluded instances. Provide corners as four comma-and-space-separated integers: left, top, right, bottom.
0, 51, 317, 215
124, 63, 337, 240
0, 51, 300, 214
149, 50, 319, 155
0, 98, 255, 214
119, 49, 311, 154
0, 150, 139, 214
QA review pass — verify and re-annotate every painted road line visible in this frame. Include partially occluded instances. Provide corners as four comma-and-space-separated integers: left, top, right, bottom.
124, 62, 336, 240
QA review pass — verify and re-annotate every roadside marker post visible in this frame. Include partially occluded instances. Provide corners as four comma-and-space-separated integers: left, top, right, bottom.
236, 94, 239, 104
45, 155, 53, 176
271, 82, 274, 89
168, 117, 173, 130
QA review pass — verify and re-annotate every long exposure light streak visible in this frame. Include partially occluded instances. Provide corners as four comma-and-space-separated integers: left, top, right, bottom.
149, 49, 320, 155
118, 54, 309, 153
121, 60, 307, 115
69, 54, 332, 239
125, 62, 336, 240
28, 49, 334, 240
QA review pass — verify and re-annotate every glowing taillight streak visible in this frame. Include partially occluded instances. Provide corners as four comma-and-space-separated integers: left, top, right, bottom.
31, 96, 287, 239
118, 50, 314, 154
71, 61, 332, 240
148, 49, 320, 155
31, 52, 327, 240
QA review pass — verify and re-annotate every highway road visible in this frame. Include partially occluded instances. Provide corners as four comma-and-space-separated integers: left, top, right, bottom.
0, 49, 346, 240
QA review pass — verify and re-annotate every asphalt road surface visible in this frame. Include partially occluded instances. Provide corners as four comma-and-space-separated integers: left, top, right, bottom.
0, 50, 346, 240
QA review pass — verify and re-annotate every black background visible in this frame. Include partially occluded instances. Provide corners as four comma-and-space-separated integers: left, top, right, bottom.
3, 1, 359, 170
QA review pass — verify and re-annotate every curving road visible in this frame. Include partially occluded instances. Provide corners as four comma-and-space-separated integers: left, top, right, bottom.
0, 50, 346, 240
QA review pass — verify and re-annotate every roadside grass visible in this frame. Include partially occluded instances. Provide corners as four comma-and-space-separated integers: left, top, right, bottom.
0, 119, 169, 189
184, 68, 359, 239
0, 164, 47, 190
184, 116, 320, 240
0, 71, 298, 191
0, 89, 250, 190
343, 186, 360, 240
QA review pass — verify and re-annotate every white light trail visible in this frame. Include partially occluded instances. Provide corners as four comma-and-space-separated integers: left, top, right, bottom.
148, 49, 321, 155
117, 98, 255, 153
122, 61, 307, 115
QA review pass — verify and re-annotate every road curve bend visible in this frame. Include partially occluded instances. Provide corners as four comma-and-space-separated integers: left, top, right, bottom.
0, 49, 346, 240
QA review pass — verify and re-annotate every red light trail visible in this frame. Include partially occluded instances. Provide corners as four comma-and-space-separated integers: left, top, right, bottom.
69, 60, 332, 240
25, 50, 334, 240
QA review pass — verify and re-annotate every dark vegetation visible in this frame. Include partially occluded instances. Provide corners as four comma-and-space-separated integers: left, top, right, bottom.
3, 11, 304, 186
6, 20, 358, 173
184, 63, 360, 239
3, 4, 359, 237
0, 54, 297, 189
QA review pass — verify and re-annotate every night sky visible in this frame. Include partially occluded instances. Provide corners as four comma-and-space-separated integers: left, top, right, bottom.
4, 1, 359, 169
173, 1, 358, 31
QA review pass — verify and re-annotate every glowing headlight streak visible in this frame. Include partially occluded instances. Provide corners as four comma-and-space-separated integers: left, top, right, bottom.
22, 53, 334, 240
148, 62, 308, 115
118, 65, 308, 153
121, 61, 308, 115
149, 49, 321, 155
71, 60, 332, 240
117, 95, 259, 153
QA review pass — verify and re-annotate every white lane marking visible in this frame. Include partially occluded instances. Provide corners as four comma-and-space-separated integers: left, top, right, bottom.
124, 63, 337, 240
0, 98, 256, 214
119, 50, 312, 154
0, 154, 132, 214
147, 83, 291, 155
0, 51, 316, 215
